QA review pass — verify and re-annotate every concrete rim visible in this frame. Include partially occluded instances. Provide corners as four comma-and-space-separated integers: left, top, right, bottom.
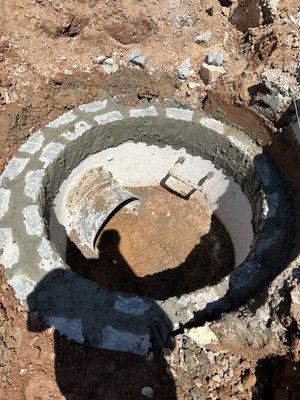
0, 98, 294, 354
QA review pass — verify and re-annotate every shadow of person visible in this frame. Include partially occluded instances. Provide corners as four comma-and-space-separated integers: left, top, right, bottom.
26, 194, 235, 399
68, 217, 234, 301
27, 265, 177, 399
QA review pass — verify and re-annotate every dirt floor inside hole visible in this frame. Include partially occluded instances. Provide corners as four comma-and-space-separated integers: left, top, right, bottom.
0, 0, 300, 399
68, 186, 234, 300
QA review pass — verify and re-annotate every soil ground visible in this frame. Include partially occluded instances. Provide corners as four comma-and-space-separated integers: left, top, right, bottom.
0, 0, 300, 399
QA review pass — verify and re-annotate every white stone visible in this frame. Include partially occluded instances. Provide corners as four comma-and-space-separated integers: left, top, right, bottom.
0, 188, 10, 220
19, 131, 44, 155
46, 111, 77, 128
166, 107, 193, 121
2, 157, 29, 180
23, 205, 44, 236
101, 325, 150, 356
40, 142, 65, 168
62, 121, 92, 141
25, 170, 45, 200
141, 387, 154, 398
114, 296, 151, 315
102, 63, 119, 74
200, 117, 225, 134
94, 111, 124, 125
38, 238, 64, 271
129, 106, 157, 118
78, 99, 108, 113
195, 31, 212, 44
176, 58, 193, 80
8, 275, 35, 302
185, 323, 218, 346
0, 228, 19, 269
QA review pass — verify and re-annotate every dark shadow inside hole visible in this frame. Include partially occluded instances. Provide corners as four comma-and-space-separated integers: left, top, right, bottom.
253, 356, 300, 400
66, 212, 235, 301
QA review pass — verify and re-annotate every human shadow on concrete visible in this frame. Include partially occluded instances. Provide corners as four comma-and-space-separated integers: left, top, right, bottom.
27, 265, 178, 399
26, 209, 234, 399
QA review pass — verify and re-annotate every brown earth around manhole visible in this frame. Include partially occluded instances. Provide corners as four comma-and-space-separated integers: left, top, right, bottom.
67, 186, 235, 300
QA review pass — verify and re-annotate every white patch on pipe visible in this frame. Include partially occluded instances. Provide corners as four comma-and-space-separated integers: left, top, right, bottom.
0, 228, 19, 269
23, 205, 44, 236
19, 131, 44, 155
78, 99, 108, 113
25, 170, 45, 200
40, 142, 65, 168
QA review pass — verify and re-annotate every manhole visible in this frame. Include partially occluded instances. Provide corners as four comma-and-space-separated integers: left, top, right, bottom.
0, 99, 294, 356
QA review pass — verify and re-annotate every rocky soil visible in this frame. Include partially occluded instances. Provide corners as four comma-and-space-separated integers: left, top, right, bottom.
0, 0, 300, 399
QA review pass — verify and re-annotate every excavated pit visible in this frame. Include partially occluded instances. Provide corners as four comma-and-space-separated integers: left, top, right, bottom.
0, 100, 295, 356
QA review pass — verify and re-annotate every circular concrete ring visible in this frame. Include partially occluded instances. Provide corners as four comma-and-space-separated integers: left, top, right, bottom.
0, 99, 294, 355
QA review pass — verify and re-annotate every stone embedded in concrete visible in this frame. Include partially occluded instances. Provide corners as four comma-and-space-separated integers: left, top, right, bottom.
62, 121, 92, 141
129, 106, 158, 118
101, 325, 150, 356
176, 58, 193, 80
40, 142, 65, 168
78, 99, 108, 113
195, 31, 212, 44
8, 275, 35, 302
25, 170, 45, 200
23, 205, 44, 236
200, 117, 225, 134
45, 316, 84, 343
37, 238, 64, 271
46, 111, 77, 128
114, 295, 151, 315
19, 131, 44, 155
0, 228, 19, 269
94, 111, 124, 125
0, 188, 11, 220
166, 107, 193, 121
2, 157, 29, 181
200, 62, 226, 85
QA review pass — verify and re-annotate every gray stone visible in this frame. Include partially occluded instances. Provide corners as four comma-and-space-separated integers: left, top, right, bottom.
101, 63, 118, 75
141, 387, 154, 398
92, 55, 107, 64
128, 49, 148, 69
195, 31, 212, 44
176, 58, 193, 80
206, 50, 224, 66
